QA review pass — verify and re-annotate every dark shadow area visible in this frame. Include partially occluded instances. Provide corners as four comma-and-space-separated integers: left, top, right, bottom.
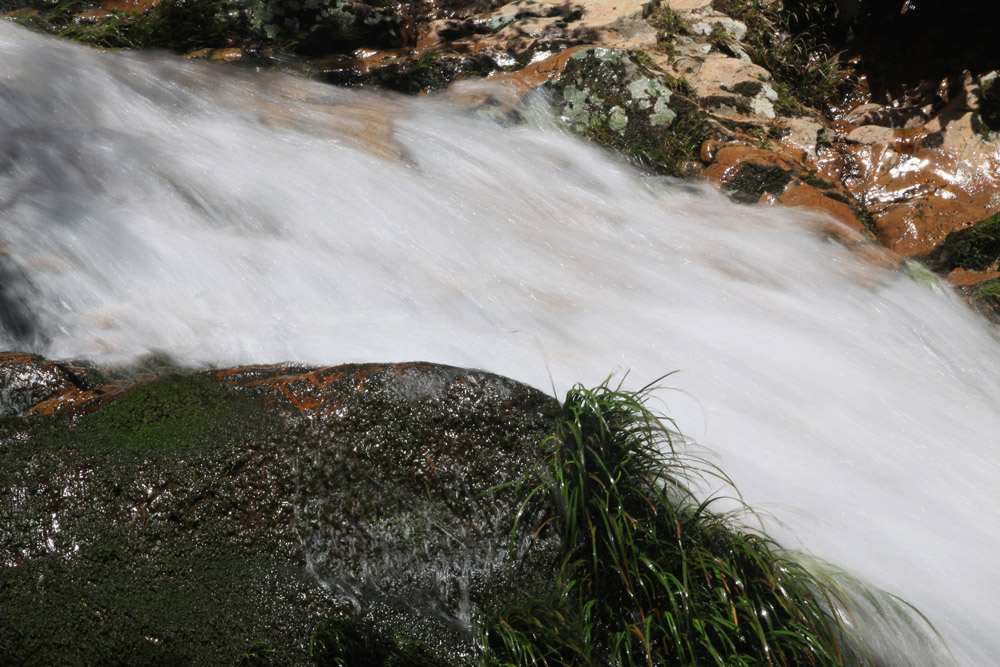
816, 0, 1000, 104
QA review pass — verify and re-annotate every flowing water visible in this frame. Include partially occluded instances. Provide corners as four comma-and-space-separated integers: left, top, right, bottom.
3, 22, 1000, 664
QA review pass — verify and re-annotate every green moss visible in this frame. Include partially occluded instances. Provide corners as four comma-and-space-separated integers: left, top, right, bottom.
925, 211, 1000, 272
975, 278, 1000, 299
7, 0, 406, 59
358, 52, 501, 94
59, 373, 258, 461
801, 172, 834, 189
725, 162, 794, 203
310, 616, 448, 667
730, 80, 764, 97
26, 0, 237, 52
645, 2, 688, 56
920, 130, 944, 149
903, 259, 942, 288
0, 548, 326, 666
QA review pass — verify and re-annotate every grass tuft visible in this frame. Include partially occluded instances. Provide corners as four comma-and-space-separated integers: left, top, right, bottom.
645, 3, 688, 58
713, 0, 845, 115
481, 378, 936, 666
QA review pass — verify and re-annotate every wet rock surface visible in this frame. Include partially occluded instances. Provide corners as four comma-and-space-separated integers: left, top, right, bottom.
0, 356, 560, 665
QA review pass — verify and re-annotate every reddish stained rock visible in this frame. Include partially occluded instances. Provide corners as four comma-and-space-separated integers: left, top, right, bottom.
444, 46, 587, 111
3, 354, 545, 423
99, 0, 159, 12
768, 71, 1000, 259
214, 361, 476, 416
871, 195, 985, 257
853, 144, 1000, 256
0, 352, 127, 418
702, 145, 801, 189
26, 384, 130, 418
947, 268, 1000, 288
703, 144, 869, 233
0, 352, 80, 417
776, 183, 865, 234
184, 48, 244, 63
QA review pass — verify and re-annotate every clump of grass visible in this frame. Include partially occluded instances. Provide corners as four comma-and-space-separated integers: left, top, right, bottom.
713, 0, 845, 114
645, 3, 688, 57
482, 379, 934, 666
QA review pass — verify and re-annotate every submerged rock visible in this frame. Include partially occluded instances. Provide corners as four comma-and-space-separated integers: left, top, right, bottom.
0, 356, 560, 665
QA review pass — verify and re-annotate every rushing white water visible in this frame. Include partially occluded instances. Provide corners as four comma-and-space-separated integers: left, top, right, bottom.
3, 21, 1000, 664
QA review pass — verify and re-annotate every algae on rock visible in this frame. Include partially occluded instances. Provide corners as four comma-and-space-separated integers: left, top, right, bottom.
0, 359, 560, 666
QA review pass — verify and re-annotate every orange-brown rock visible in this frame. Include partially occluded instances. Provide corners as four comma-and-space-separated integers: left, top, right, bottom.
99, 0, 158, 13
211, 361, 491, 416
776, 183, 865, 234
703, 144, 869, 233
184, 48, 244, 63
947, 268, 1000, 288
0, 352, 127, 418
444, 46, 587, 112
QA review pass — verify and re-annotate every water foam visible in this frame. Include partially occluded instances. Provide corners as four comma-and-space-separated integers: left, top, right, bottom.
3, 22, 1000, 664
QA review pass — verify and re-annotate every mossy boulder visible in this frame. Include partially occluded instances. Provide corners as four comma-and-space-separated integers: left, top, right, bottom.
0, 357, 560, 665
544, 47, 708, 178
924, 211, 1000, 273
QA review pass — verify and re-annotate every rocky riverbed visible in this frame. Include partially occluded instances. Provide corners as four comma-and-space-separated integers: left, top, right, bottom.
5, 0, 1000, 315
3, 1, 1000, 664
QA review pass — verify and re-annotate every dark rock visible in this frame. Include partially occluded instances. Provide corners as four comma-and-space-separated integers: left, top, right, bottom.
923, 211, 1000, 273
0, 352, 115, 418
0, 258, 39, 350
725, 161, 794, 203
0, 357, 560, 665
322, 52, 501, 94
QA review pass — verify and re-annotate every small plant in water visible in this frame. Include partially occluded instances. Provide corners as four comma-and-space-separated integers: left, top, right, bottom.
481, 379, 936, 666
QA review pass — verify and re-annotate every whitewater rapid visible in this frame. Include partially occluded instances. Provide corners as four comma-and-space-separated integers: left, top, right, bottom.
3, 21, 1000, 664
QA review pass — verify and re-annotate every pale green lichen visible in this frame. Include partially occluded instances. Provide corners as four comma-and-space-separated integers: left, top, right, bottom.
548, 46, 707, 177
750, 83, 778, 118
481, 13, 516, 32
608, 106, 628, 132
651, 95, 677, 126
561, 84, 603, 128
572, 47, 621, 65
626, 77, 675, 126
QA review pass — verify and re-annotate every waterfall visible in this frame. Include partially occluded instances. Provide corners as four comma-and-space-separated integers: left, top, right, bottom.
2, 21, 999, 665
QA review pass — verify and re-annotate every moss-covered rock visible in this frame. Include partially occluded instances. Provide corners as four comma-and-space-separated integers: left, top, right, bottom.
0, 358, 560, 665
924, 211, 1000, 273
725, 161, 794, 203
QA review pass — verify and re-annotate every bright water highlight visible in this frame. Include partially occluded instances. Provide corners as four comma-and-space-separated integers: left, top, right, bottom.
2, 22, 999, 664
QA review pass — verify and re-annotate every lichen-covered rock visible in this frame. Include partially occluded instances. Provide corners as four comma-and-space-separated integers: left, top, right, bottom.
0, 357, 560, 665
545, 46, 707, 176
